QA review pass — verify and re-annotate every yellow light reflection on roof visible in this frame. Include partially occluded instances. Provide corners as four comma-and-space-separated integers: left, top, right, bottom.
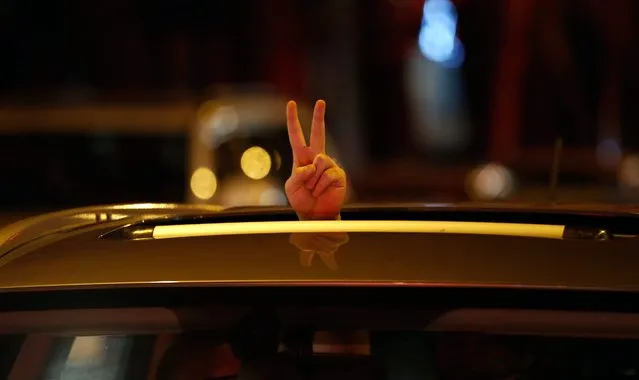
241, 146, 271, 180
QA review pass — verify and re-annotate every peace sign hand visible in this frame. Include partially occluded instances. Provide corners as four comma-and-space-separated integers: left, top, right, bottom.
285, 100, 346, 220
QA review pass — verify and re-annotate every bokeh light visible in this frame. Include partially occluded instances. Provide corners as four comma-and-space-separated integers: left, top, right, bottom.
618, 155, 639, 191
466, 163, 516, 201
596, 138, 622, 170
190, 167, 218, 200
198, 103, 239, 149
418, 0, 464, 68
241, 146, 272, 180
259, 187, 288, 205
219, 175, 286, 206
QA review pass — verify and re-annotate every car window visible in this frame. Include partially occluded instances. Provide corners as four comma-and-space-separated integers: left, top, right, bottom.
3, 308, 639, 379
4, 334, 156, 380
4, 331, 639, 379
41, 336, 132, 380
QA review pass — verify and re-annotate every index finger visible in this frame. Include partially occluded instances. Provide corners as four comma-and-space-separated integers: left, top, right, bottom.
286, 101, 307, 160
310, 99, 326, 153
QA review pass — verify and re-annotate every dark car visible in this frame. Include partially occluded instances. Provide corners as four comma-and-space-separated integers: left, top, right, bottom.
1, 203, 639, 379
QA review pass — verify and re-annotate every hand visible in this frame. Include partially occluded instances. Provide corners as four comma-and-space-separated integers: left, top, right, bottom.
285, 100, 346, 220
289, 232, 350, 270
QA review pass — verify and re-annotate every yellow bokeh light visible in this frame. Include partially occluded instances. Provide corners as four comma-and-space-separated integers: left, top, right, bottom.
241, 146, 271, 180
190, 167, 218, 200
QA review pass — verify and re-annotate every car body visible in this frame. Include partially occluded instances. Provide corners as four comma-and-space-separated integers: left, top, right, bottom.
1, 203, 639, 379
2, 201, 639, 291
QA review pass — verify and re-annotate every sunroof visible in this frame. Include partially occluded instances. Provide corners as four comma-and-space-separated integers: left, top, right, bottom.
97, 204, 639, 242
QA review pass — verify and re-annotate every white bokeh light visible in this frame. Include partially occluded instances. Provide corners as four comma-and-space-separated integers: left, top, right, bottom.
466, 163, 516, 201
198, 104, 239, 149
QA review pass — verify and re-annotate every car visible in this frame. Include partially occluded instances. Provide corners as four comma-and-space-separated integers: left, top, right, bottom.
1, 202, 639, 379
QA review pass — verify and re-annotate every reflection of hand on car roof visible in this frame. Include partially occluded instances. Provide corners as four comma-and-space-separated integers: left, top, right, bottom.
289, 232, 349, 270
285, 100, 346, 221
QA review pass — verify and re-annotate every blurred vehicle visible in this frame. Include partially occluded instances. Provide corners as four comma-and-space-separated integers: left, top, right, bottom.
0, 103, 193, 211
0, 92, 350, 214
1, 202, 639, 378
188, 90, 351, 207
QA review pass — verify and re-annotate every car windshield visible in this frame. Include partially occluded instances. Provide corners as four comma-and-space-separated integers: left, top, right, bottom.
2, 287, 639, 380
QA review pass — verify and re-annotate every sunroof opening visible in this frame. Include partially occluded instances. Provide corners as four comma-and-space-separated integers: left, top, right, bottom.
99, 205, 639, 241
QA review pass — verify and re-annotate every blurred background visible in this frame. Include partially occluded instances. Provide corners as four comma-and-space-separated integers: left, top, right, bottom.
2, 0, 639, 224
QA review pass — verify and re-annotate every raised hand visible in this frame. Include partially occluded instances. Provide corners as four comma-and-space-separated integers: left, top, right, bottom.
285, 100, 346, 220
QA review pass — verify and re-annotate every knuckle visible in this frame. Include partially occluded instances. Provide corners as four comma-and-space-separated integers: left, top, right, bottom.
316, 153, 335, 167
285, 179, 293, 191
320, 169, 338, 183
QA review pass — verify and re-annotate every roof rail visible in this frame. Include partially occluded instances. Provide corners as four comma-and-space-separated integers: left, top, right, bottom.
0, 203, 224, 256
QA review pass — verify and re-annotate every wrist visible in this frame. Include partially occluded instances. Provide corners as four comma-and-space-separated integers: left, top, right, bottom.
297, 213, 341, 221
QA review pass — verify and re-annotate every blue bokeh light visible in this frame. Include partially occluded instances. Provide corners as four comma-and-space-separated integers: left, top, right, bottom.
418, 0, 465, 68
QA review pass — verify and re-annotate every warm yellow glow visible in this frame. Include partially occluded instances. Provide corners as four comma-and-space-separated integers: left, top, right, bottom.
190, 167, 218, 200
153, 220, 566, 240
218, 175, 286, 206
619, 155, 639, 190
241, 146, 271, 180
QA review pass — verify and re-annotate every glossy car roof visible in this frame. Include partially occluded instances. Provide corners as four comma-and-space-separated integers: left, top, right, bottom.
0, 202, 638, 293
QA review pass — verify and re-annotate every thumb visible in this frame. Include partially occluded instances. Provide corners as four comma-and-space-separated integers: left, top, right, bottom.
285, 164, 316, 194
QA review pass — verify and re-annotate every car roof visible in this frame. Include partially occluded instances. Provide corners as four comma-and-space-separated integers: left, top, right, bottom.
0, 202, 638, 293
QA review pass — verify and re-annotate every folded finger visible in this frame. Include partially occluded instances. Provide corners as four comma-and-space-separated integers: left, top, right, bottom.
322, 232, 350, 245
312, 167, 346, 197
285, 164, 316, 194
310, 235, 340, 252
299, 250, 315, 267
318, 251, 339, 270
306, 153, 336, 190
